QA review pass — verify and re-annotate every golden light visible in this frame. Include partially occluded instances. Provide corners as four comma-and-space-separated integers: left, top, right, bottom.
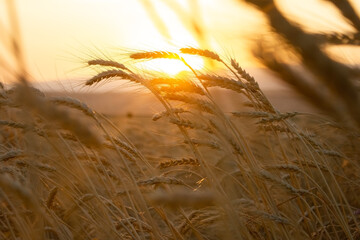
131, 0, 206, 76
135, 54, 204, 76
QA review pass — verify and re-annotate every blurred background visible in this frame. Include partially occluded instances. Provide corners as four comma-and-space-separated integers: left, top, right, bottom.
0, 1, 357, 83
0, 0, 359, 115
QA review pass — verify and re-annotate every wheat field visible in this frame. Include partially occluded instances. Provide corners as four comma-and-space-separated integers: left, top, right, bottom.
1, 0, 360, 239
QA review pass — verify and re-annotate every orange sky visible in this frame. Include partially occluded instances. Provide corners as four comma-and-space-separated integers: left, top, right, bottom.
2, 0, 360, 88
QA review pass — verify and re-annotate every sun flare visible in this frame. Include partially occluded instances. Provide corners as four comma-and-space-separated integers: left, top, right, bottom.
135, 54, 204, 76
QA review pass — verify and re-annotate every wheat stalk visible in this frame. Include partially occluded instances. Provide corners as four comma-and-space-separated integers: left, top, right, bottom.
50, 96, 95, 117
137, 176, 186, 186
158, 158, 200, 169
169, 118, 213, 133
130, 51, 182, 60
0, 149, 24, 162
152, 108, 188, 121
198, 74, 246, 93
180, 48, 221, 62
88, 59, 130, 71
86, 69, 138, 86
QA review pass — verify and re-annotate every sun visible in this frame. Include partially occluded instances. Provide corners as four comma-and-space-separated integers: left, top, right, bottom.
130, 0, 207, 76
135, 54, 204, 76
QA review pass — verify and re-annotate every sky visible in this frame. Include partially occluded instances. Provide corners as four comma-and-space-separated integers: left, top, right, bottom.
1, 0, 359, 89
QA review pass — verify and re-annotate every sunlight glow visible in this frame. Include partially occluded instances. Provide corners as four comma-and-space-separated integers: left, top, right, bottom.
16, 0, 359, 83
132, 1, 205, 76
135, 54, 204, 76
